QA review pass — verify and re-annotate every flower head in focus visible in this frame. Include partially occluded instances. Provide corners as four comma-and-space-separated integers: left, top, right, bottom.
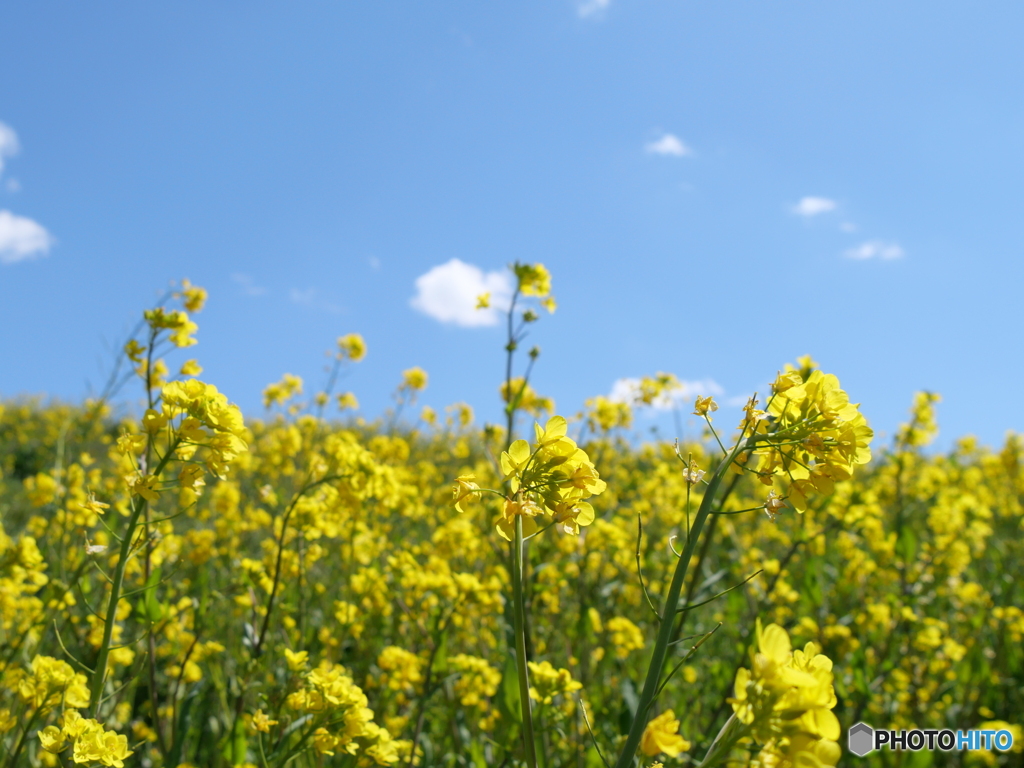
729, 619, 840, 762
485, 415, 606, 540
750, 367, 873, 511
693, 395, 719, 420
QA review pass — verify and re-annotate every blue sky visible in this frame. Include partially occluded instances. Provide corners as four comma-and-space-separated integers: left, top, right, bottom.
1, 2, 1021, 449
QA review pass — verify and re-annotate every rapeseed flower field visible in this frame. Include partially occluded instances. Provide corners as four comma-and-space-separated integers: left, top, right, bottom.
0, 265, 1021, 767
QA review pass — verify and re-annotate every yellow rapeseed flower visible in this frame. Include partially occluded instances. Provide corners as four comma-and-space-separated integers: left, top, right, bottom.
693, 395, 719, 419
251, 709, 279, 733
513, 262, 552, 297
284, 648, 309, 672
527, 660, 581, 704
641, 710, 691, 757
400, 367, 428, 392
337, 333, 367, 362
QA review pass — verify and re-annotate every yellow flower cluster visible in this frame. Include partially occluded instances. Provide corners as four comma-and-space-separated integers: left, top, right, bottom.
750, 368, 873, 511
286, 660, 400, 763
0, 533, 50, 643
39, 710, 133, 767
142, 307, 198, 348
605, 616, 644, 659
262, 373, 304, 408
156, 378, 248, 483
584, 395, 633, 433
895, 390, 941, 448
3, 273, 1024, 768
400, 366, 428, 392
376, 645, 424, 692
513, 262, 554, 305
730, 621, 840, 768
500, 377, 554, 416
176, 278, 207, 313
338, 332, 368, 362
449, 655, 501, 708
636, 372, 682, 407
527, 660, 582, 704
482, 415, 607, 539
18, 655, 89, 711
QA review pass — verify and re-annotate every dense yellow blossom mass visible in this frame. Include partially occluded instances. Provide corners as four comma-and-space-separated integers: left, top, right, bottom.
0, 273, 1020, 768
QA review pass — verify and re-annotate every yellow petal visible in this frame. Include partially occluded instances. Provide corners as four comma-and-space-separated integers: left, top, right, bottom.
574, 502, 595, 527
758, 622, 792, 663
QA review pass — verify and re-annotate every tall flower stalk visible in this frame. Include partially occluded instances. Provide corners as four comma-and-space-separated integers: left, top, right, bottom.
454, 264, 873, 768
499, 264, 556, 768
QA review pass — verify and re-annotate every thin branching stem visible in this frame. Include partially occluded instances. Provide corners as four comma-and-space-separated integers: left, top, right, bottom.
635, 515, 661, 622
611, 436, 751, 768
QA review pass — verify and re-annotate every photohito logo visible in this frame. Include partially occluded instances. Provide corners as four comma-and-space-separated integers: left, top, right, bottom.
848, 723, 1016, 757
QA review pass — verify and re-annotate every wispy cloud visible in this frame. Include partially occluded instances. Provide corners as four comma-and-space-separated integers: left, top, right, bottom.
289, 287, 342, 314
0, 122, 53, 265
577, 0, 611, 19
0, 210, 54, 265
840, 222, 857, 233
725, 394, 754, 407
844, 240, 905, 260
792, 196, 837, 217
232, 272, 267, 296
645, 133, 691, 157
410, 258, 513, 328
0, 122, 19, 178
608, 377, 724, 411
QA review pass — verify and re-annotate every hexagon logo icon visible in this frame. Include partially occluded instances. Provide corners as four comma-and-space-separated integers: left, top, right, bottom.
848, 722, 875, 757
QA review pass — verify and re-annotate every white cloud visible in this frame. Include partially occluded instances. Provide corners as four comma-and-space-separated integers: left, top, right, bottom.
368, 256, 381, 270
844, 240, 905, 260
577, 0, 611, 18
289, 287, 342, 313
232, 272, 267, 296
0, 124, 52, 265
839, 222, 857, 233
645, 133, 691, 157
0, 210, 53, 265
410, 258, 513, 328
608, 377, 724, 411
0, 122, 19, 178
792, 197, 836, 217
725, 394, 753, 407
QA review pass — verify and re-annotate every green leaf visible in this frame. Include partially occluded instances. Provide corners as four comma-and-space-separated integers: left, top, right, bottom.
619, 676, 638, 735
434, 625, 449, 675
220, 714, 247, 765
620, 676, 638, 718
136, 567, 166, 622
469, 739, 488, 768
586, 746, 607, 768
499, 651, 522, 724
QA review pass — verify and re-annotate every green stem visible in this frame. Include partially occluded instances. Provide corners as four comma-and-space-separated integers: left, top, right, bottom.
696, 713, 746, 768
5, 706, 42, 768
611, 438, 749, 768
89, 497, 145, 716
404, 610, 456, 768
513, 514, 539, 768
89, 440, 177, 717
